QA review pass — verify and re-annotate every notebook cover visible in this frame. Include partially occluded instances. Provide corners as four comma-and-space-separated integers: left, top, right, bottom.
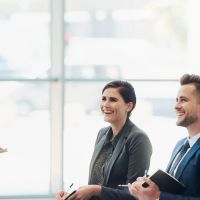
142, 169, 186, 194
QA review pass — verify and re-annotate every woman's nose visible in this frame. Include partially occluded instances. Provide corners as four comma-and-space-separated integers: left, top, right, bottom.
103, 100, 110, 106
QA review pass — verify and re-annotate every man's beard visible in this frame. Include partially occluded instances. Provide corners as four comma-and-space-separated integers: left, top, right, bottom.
176, 115, 197, 127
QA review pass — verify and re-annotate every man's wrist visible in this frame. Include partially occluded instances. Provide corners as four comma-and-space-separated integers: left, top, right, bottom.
156, 191, 161, 200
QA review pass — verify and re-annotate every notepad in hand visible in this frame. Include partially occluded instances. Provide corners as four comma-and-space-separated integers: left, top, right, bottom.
142, 169, 186, 194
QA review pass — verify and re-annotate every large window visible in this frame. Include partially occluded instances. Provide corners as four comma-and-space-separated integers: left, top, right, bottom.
0, 0, 52, 197
0, 82, 50, 195
0, 0, 199, 198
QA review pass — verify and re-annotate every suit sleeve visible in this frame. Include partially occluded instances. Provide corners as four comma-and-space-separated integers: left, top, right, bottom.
160, 192, 200, 200
99, 186, 136, 200
126, 132, 152, 183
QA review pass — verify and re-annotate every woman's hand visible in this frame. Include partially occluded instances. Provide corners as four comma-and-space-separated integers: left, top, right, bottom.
66, 185, 101, 200
0, 146, 7, 153
56, 191, 69, 200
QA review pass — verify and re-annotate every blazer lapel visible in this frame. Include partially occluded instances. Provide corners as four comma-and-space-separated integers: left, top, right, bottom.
88, 128, 109, 181
175, 137, 200, 179
103, 121, 132, 185
166, 140, 185, 172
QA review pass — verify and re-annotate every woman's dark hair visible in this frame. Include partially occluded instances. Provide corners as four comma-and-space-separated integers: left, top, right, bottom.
102, 80, 136, 117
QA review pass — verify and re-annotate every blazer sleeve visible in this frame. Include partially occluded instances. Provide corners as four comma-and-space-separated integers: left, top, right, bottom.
126, 131, 152, 183
160, 192, 200, 200
99, 186, 136, 200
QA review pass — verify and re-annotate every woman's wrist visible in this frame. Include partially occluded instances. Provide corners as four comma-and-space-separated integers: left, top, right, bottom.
90, 185, 102, 197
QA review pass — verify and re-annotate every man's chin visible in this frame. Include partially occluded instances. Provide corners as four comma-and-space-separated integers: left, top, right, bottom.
176, 120, 186, 127
176, 118, 182, 125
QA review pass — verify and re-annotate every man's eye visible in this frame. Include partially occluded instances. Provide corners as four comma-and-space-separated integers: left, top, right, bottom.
180, 98, 187, 102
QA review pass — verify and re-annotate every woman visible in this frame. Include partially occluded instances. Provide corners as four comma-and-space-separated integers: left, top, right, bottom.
57, 80, 152, 200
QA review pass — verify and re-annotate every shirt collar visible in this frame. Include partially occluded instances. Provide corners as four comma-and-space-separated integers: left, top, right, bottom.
104, 119, 130, 147
188, 132, 200, 147
104, 128, 120, 148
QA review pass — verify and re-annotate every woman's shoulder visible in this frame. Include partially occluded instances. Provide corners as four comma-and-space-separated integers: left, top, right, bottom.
128, 120, 147, 136
99, 126, 110, 133
126, 121, 152, 145
96, 126, 110, 141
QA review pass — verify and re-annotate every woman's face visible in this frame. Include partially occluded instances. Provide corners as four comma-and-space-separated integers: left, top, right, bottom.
100, 87, 133, 125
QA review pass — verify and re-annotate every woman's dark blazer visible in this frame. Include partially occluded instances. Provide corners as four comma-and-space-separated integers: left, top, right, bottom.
88, 119, 152, 188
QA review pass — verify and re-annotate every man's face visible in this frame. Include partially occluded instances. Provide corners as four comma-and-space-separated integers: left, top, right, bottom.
175, 84, 200, 128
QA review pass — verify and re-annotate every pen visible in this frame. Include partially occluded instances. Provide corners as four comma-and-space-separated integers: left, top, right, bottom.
144, 169, 148, 177
64, 190, 76, 200
118, 184, 128, 187
118, 170, 148, 187
142, 170, 149, 188
66, 183, 74, 192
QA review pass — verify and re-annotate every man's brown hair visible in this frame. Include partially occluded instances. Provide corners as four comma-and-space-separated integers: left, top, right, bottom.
180, 74, 200, 101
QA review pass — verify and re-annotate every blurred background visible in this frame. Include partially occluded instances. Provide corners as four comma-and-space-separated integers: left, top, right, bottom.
0, 0, 199, 199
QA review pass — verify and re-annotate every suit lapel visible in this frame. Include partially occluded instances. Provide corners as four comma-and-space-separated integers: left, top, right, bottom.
103, 121, 132, 185
175, 138, 200, 179
89, 128, 109, 181
166, 139, 185, 172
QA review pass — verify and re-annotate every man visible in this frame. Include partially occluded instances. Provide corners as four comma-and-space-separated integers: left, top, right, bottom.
128, 73, 200, 200
57, 74, 200, 200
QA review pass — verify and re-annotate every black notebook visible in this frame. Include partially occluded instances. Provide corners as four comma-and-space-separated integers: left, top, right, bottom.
142, 169, 186, 194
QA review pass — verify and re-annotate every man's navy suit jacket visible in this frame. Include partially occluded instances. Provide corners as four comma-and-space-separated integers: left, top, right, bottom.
98, 137, 200, 200
160, 137, 200, 199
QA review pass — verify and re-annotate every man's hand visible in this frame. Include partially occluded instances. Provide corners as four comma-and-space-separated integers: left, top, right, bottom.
128, 177, 160, 200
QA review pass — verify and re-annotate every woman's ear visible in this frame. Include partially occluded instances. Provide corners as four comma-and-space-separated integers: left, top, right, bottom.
127, 102, 135, 112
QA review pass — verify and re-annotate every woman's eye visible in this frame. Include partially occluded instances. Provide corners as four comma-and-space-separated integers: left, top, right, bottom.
110, 97, 117, 102
102, 97, 106, 101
